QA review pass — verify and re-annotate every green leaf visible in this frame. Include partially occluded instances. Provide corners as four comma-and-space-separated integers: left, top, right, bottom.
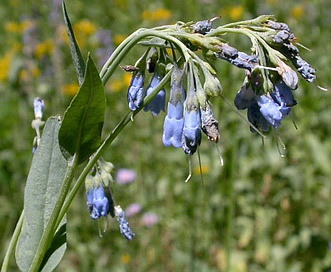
62, 1, 85, 85
39, 223, 67, 272
58, 55, 105, 164
15, 117, 67, 272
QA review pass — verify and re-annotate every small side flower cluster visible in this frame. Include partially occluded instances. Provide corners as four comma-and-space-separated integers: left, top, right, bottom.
31, 97, 45, 154
85, 160, 115, 220
211, 18, 316, 132
234, 70, 297, 131
85, 163, 138, 240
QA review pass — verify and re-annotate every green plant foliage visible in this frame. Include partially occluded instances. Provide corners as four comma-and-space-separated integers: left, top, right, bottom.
15, 117, 67, 272
62, 1, 85, 86
58, 55, 105, 164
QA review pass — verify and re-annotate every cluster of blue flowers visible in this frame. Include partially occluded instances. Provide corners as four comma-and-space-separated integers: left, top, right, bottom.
84, 16, 318, 239
126, 53, 221, 156
124, 17, 317, 156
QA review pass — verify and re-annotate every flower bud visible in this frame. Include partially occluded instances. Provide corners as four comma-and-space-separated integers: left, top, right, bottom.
192, 19, 212, 34
214, 44, 257, 70
204, 74, 222, 97
115, 205, 135, 241
34, 97, 44, 119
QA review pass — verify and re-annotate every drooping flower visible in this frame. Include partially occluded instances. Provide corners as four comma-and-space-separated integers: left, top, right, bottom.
256, 95, 284, 129
271, 79, 297, 107
33, 97, 44, 119
85, 174, 114, 220
144, 64, 166, 116
247, 99, 269, 132
127, 70, 144, 111
234, 77, 255, 110
181, 69, 201, 155
162, 63, 186, 148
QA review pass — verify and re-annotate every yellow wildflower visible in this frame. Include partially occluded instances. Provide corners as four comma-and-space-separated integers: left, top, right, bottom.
72, 20, 96, 48
62, 83, 79, 96
5, 20, 32, 34
193, 164, 210, 175
31, 67, 41, 78
141, 8, 171, 22
0, 51, 13, 82
229, 5, 244, 20
120, 253, 131, 264
58, 25, 68, 44
34, 39, 54, 59
4, 22, 22, 34
113, 34, 127, 46
123, 72, 132, 86
109, 73, 132, 93
73, 20, 96, 35
290, 5, 304, 19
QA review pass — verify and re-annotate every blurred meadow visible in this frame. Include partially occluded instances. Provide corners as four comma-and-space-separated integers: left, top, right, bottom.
0, 0, 330, 271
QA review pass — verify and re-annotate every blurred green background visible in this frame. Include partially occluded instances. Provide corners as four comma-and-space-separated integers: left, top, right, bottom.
0, 0, 330, 271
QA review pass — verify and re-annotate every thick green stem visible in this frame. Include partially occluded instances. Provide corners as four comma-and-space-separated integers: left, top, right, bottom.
100, 29, 190, 85
1, 211, 24, 272
28, 155, 78, 272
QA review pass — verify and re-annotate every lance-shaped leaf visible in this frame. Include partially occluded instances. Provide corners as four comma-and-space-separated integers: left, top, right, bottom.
62, 1, 85, 85
15, 117, 67, 272
59, 55, 105, 164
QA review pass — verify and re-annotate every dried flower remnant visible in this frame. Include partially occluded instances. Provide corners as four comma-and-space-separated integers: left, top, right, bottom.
201, 104, 220, 143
